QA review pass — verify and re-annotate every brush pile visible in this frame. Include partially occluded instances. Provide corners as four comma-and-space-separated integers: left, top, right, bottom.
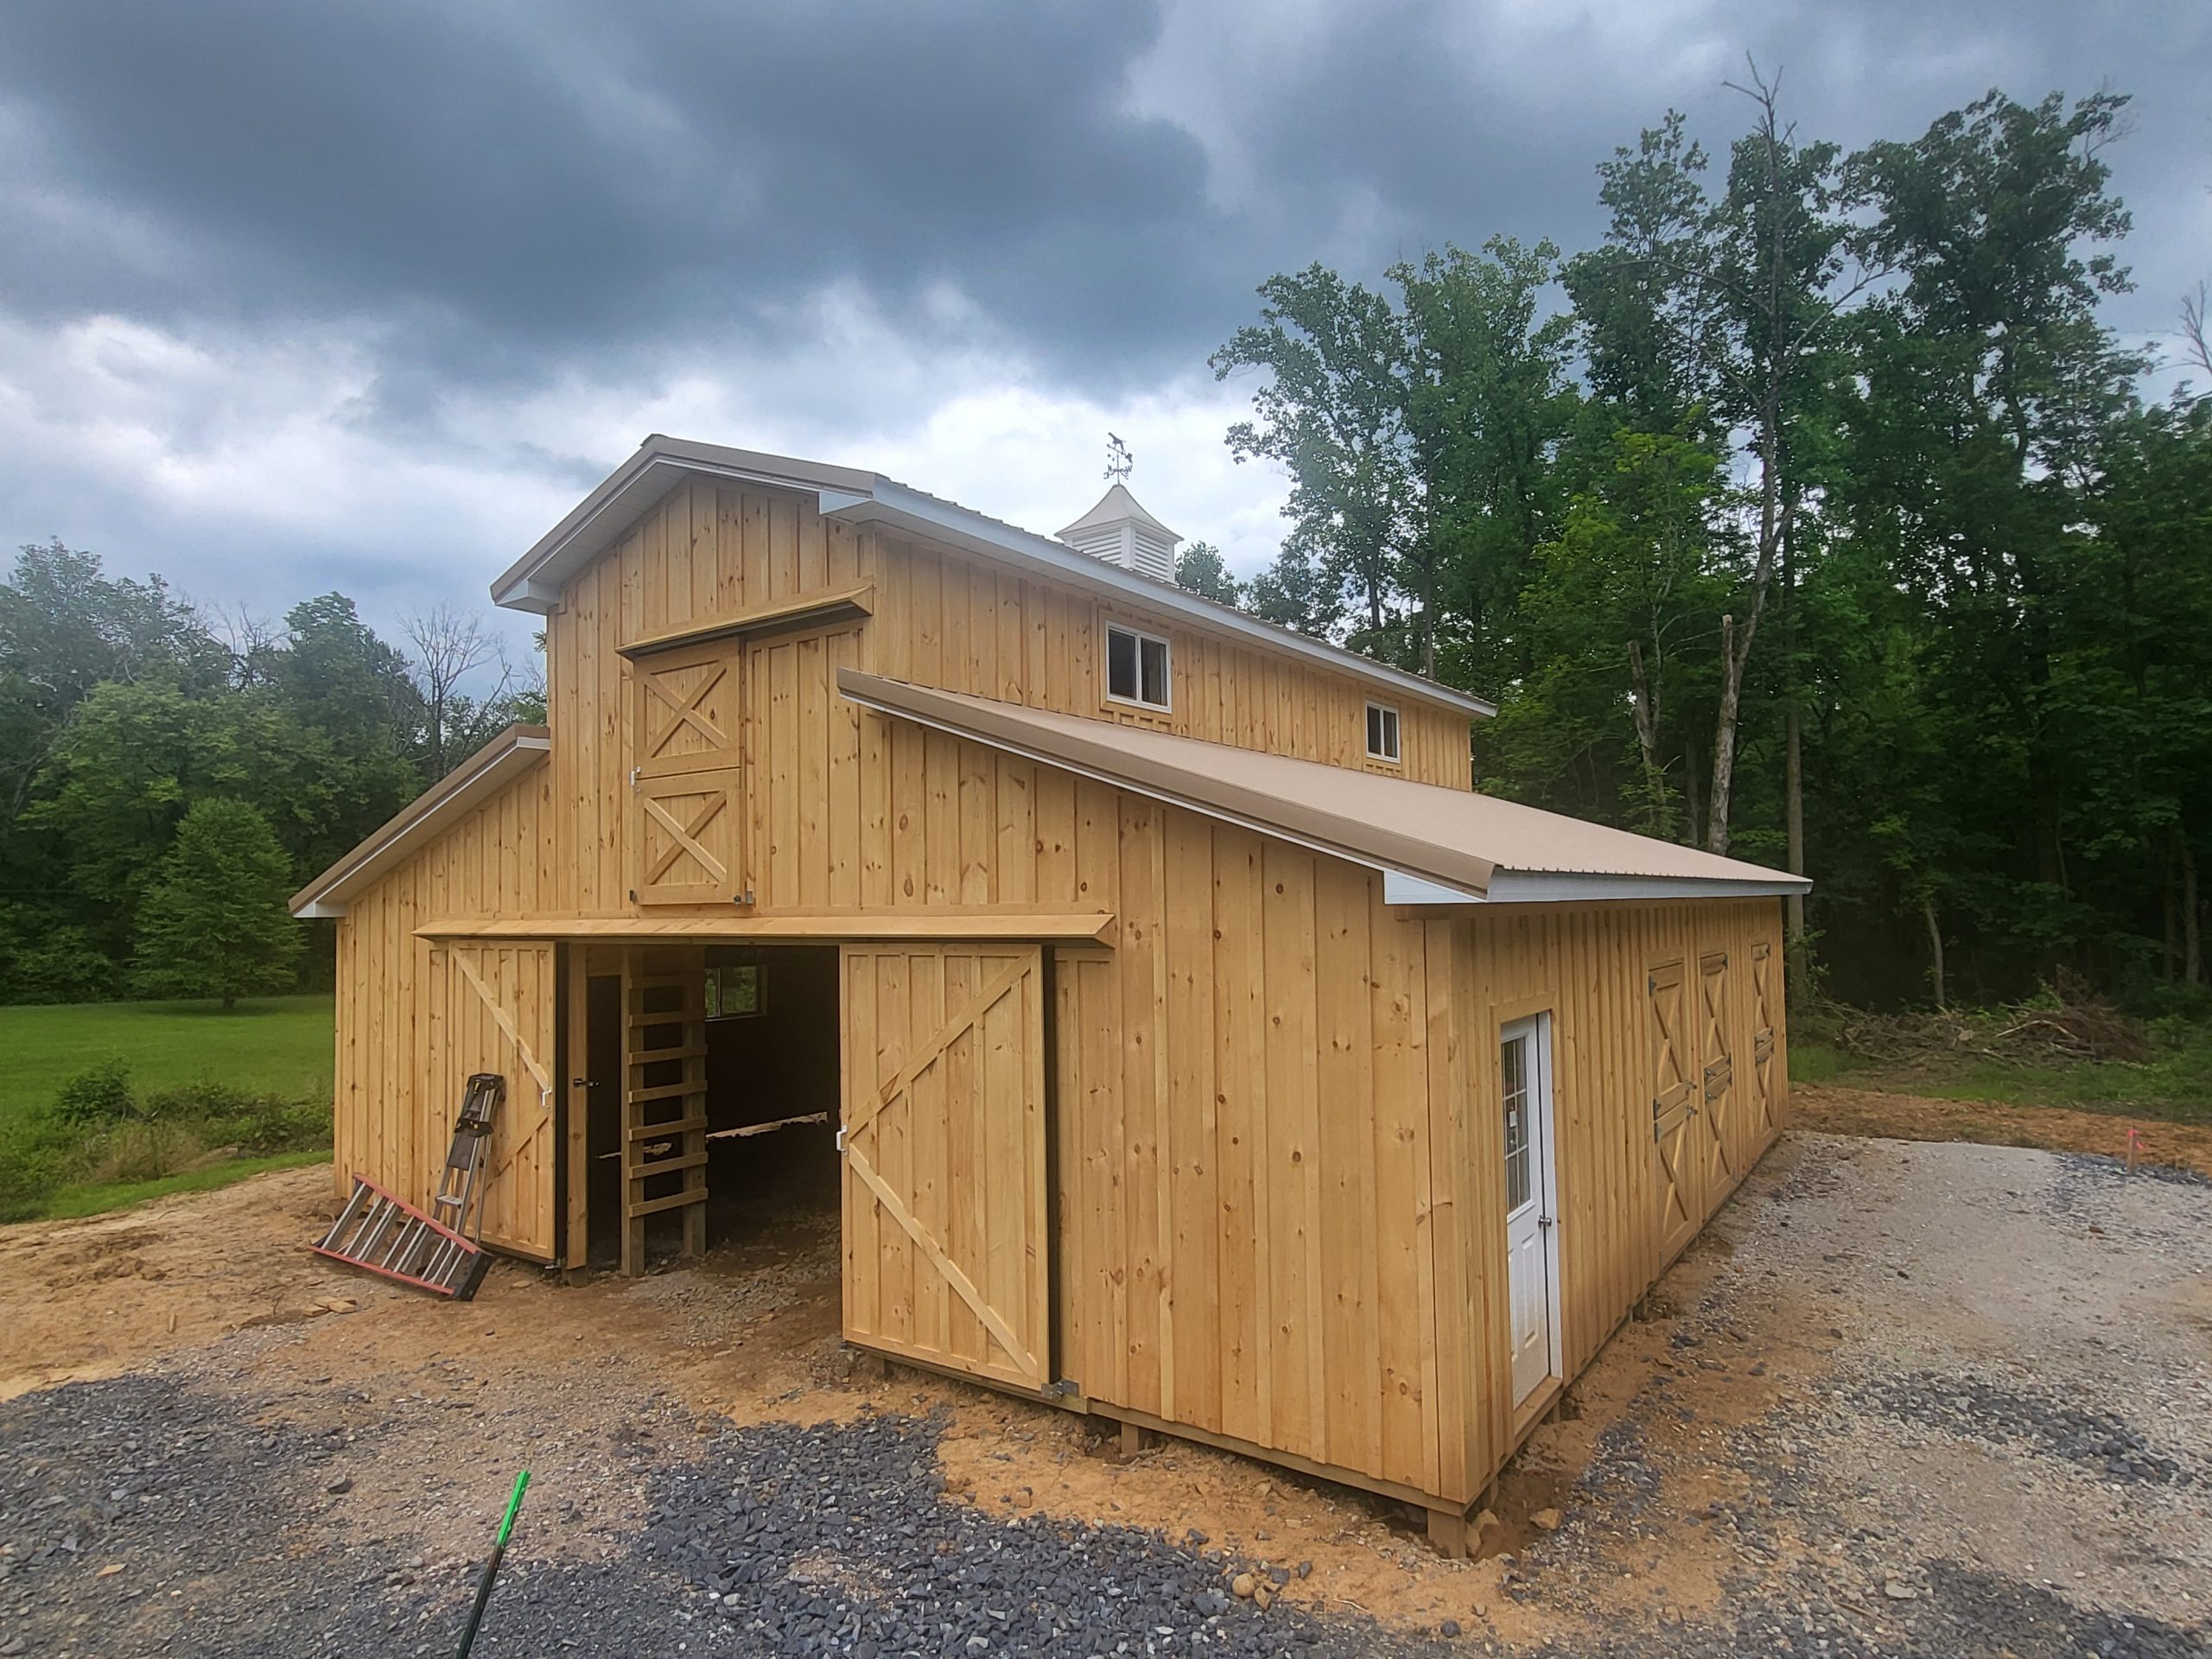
1828, 970, 2148, 1067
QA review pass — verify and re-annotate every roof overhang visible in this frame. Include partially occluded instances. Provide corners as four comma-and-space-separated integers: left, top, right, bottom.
491, 435, 1495, 721
289, 725, 552, 918
839, 671, 1812, 907
838, 668, 1497, 899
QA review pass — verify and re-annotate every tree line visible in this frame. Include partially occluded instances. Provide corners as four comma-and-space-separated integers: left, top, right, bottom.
0, 544, 541, 1003
1190, 77, 2211, 1011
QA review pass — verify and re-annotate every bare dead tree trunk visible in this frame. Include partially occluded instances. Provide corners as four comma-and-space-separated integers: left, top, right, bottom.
1682, 734, 1705, 850
1785, 699, 1807, 969
1626, 639, 1672, 839
1781, 511, 1808, 987
2185, 833, 2204, 987
1923, 895, 1947, 1010
2166, 836, 2183, 982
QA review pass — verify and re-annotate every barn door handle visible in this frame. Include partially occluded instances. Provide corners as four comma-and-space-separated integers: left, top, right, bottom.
834, 1125, 847, 1154
571, 1077, 598, 1089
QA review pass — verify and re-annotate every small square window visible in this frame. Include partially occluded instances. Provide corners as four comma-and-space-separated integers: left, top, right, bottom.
1104, 622, 1172, 712
1366, 702, 1401, 762
705, 963, 762, 1020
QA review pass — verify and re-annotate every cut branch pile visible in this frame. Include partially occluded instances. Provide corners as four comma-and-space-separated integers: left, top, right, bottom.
1829, 972, 2148, 1068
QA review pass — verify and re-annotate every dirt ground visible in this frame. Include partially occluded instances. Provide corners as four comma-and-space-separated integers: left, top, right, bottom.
2, 1099, 2209, 1656
1795, 1081, 2212, 1179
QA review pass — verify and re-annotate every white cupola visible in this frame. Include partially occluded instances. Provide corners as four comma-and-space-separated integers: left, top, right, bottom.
1058, 482, 1180, 584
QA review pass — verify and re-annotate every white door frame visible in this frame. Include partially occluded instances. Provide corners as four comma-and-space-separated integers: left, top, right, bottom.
1500, 1011, 1564, 1405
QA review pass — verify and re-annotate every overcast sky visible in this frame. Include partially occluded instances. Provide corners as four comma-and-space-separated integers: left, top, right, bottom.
3, 1, 2206, 652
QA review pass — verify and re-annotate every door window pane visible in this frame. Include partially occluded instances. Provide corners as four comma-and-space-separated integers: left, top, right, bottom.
1502, 1033, 1531, 1211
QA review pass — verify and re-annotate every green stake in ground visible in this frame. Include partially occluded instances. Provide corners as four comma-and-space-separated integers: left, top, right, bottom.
454, 1470, 531, 1659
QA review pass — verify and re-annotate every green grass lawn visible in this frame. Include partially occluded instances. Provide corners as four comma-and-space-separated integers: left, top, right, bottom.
0, 995, 334, 1223
1789, 1030, 2212, 1123
0, 995, 334, 1124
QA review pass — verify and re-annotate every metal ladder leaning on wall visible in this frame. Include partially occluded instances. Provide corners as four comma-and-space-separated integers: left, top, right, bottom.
312, 1073, 505, 1300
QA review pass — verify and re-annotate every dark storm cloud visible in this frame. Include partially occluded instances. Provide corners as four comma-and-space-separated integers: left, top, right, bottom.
2, 0, 2203, 405
0, 1, 1226, 389
0, 0, 2205, 643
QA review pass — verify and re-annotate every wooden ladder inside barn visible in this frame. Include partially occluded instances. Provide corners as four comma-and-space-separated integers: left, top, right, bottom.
621, 959, 709, 1275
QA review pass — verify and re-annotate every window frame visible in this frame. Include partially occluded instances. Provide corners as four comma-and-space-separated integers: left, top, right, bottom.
1103, 620, 1173, 715
1364, 700, 1402, 764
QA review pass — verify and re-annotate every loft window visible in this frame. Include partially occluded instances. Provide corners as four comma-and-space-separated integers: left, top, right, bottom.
1365, 702, 1401, 763
1105, 622, 1172, 712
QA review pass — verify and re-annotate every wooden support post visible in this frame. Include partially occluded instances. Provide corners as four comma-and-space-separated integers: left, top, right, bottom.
1427, 1506, 1471, 1560
1118, 1421, 1154, 1459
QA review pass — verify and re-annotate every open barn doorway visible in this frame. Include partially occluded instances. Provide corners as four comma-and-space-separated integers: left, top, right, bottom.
565, 943, 842, 1276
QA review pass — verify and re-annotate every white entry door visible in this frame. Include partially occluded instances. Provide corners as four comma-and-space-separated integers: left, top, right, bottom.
1500, 1014, 1560, 1405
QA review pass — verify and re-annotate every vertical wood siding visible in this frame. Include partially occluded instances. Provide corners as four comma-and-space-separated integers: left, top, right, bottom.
1054, 832, 1787, 1507
327, 471, 1792, 1511
331, 765, 559, 1258
541, 481, 1473, 917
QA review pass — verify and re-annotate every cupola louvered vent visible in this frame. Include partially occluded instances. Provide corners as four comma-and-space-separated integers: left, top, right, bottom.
1058, 483, 1179, 584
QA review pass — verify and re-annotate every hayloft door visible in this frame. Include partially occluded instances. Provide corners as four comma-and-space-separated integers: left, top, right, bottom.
632, 641, 744, 906
1500, 1014, 1560, 1404
838, 944, 1050, 1390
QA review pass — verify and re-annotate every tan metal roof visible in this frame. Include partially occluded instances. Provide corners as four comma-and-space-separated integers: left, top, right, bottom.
836, 671, 1809, 904
289, 724, 551, 918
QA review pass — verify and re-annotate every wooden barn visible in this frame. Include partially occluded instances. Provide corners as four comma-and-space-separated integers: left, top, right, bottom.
292, 436, 1807, 1545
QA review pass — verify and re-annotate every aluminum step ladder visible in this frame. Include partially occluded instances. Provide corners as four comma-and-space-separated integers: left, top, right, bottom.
313, 1074, 504, 1300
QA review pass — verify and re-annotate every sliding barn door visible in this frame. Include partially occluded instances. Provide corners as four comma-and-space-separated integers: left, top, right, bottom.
839, 944, 1049, 1389
1647, 958, 1703, 1265
435, 942, 557, 1260
632, 641, 743, 906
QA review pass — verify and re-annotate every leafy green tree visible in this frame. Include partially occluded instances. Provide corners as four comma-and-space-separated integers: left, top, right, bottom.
1173, 542, 1240, 606
1844, 87, 2142, 975
0, 540, 220, 830
1396, 236, 1580, 691
131, 798, 302, 1007
1211, 266, 1420, 649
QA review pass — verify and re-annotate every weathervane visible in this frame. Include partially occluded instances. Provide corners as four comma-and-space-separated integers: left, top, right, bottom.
1104, 433, 1134, 485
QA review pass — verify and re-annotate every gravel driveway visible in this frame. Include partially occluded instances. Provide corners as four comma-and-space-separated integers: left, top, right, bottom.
1, 1133, 2207, 1657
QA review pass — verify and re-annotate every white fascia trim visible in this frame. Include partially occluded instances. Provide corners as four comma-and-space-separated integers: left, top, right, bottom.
1382, 870, 1486, 905
824, 479, 1497, 721
1385, 868, 1811, 906
296, 900, 348, 919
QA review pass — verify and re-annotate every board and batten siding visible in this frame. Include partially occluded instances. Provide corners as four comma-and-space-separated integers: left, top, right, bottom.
330, 763, 562, 1259
1052, 817, 1787, 1508
542, 480, 1472, 917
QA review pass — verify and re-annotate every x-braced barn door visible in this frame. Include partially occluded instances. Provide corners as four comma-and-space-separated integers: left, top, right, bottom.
442, 943, 558, 1260
1751, 942, 1778, 1141
1648, 958, 1704, 1264
621, 947, 709, 1275
1699, 950, 1738, 1197
632, 641, 744, 906
839, 944, 1050, 1390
